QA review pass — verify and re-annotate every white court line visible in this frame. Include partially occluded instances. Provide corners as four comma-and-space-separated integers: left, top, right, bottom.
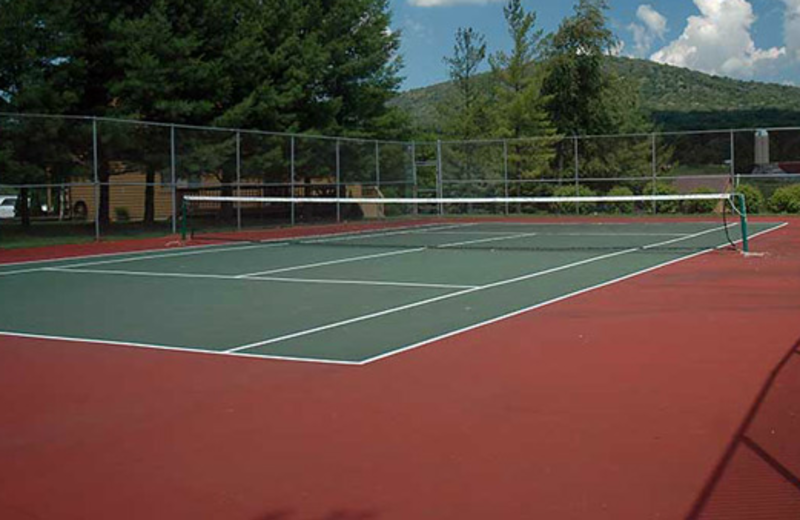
250, 276, 476, 290
301, 223, 476, 244
44, 267, 274, 281
0, 242, 231, 269
236, 248, 426, 278
0, 222, 787, 366
359, 222, 790, 365
236, 227, 545, 279
643, 224, 734, 249
420, 230, 689, 237
0, 266, 60, 277
226, 224, 736, 354
0, 243, 286, 276
529, 232, 689, 237
448, 220, 727, 227
0, 222, 464, 275
236, 231, 541, 278
0, 330, 361, 366
61, 224, 468, 275
437, 232, 540, 248
226, 249, 636, 353
45, 267, 471, 290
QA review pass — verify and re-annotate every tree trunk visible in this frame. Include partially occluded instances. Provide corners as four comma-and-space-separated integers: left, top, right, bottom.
220, 173, 234, 222
19, 187, 31, 228
144, 166, 156, 225
98, 163, 110, 228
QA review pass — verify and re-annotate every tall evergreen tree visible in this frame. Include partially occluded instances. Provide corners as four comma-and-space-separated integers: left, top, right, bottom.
489, 0, 556, 188
314, 0, 406, 138
439, 27, 492, 198
1, 0, 408, 225
541, 0, 616, 137
441, 27, 489, 140
489, 0, 552, 139
108, 0, 233, 222
541, 0, 653, 193
0, 0, 85, 226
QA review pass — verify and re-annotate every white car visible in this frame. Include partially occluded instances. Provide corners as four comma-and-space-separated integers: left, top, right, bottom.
0, 195, 17, 219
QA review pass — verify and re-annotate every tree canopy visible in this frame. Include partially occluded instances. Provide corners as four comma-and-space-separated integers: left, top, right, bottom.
0, 0, 406, 135
0, 0, 407, 225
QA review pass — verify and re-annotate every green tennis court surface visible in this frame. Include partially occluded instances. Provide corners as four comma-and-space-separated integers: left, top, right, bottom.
0, 220, 785, 364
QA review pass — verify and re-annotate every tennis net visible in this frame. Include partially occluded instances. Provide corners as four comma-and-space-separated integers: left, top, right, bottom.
181, 193, 751, 253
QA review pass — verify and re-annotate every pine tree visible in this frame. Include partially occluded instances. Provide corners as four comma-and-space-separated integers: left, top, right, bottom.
541, 0, 654, 194
439, 27, 492, 198
1, 0, 408, 224
489, 0, 557, 191
541, 0, 617, 137
0, 0, 85, 226
441, 27, 490, 140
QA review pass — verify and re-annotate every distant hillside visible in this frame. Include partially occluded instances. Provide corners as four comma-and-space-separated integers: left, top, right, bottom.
391, 56, 800, 133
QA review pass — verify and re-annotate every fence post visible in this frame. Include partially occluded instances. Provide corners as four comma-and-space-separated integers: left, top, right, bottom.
92, 117, 100, 241
730, 131, 736, 188
410, 142, 417, 196
503, 140, 509, 215
236, 131, 242, 231
651, 133, 657, 214
290, 135, 296, 225
335, 139, 341, 222
170, 125, 177, 234
375, 140, 381, 189
573, 135, 580, 214
436, 139, 443, 215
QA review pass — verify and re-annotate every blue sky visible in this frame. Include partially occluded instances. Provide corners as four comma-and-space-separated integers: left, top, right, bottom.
389, 0, 800, 90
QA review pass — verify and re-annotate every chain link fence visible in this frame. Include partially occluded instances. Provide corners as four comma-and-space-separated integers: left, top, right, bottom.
1, 112, 798, 246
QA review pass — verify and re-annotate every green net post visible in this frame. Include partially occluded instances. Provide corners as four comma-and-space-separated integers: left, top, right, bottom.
180, 199, 187, 242
736, 193, 749, 253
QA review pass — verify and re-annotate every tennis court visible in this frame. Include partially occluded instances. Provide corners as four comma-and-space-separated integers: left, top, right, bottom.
0, 217, 785, 364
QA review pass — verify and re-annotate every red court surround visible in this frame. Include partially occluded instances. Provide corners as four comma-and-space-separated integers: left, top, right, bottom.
0, 217, 798, 519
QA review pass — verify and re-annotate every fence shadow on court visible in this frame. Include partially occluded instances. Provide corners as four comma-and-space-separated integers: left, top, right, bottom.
687, 337, 800, 519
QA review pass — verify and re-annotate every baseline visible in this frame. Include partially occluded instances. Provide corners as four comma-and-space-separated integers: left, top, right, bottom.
0, 330, 361, 366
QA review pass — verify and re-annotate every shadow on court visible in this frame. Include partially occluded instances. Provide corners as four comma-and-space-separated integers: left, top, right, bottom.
688, 337, 800, 519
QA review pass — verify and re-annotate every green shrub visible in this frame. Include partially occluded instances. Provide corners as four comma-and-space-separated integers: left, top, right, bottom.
735, 184, 765, 214
653, 182, 679, 214
114, 207, 131, 222
768, 184, 800, 213
519, 182, 554, 197
514, 182, 554, 215
606, 186, 635, 213
550, 185, 597, 214
683, 187, 718, 214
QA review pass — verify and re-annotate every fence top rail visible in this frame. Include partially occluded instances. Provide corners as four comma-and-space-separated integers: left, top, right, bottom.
426, 126, 800, 145
0, 112, 410, 146
2, 111, 799, 147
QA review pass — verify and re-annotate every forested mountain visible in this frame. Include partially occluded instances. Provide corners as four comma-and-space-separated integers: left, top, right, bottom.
391, 56, 800, 133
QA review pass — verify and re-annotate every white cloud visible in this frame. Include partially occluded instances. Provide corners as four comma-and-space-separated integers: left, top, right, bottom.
628, 5, 668, 57
408, 0, 504, 6
609, 40, 626, 57
638, 5, 668, 36
785, 0, 800, 61
650, 0, 786, 79
403, 17, 434, 43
